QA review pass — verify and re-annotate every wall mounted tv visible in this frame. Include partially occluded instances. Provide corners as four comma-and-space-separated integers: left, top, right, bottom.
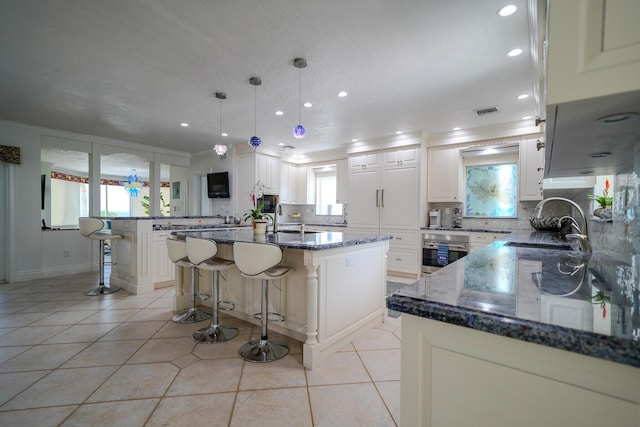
207, 171, 230, 198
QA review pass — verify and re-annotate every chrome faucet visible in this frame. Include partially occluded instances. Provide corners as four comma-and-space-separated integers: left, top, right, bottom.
272, 203, 281, 233
533, 197, 591, 253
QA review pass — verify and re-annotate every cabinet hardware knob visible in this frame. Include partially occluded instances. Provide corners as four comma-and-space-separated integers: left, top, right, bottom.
536, 140, 545, 151
537, 166, 543, 172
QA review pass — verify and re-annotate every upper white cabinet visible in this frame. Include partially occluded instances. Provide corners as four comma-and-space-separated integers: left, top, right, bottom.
428, 148, 461, 202
519, 136, 545, 201
280, 162, 309, 205
547, 0, 640, 105
256, 153, 280, 193
349, 152, 379, 171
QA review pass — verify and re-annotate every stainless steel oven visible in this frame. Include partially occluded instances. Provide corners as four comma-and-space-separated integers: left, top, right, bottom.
422, 233, 469, 274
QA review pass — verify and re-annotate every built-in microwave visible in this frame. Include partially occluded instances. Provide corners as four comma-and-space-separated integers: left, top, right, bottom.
257, 194, 279, 213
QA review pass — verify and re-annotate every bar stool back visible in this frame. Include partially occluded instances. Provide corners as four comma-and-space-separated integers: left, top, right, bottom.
186, 237, 238, 343
233, 241, 294, 362
79, 217, 122, 296
166, 237, 212, 323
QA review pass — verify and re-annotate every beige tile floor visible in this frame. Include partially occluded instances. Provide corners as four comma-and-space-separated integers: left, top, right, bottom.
0, 271, 406, 426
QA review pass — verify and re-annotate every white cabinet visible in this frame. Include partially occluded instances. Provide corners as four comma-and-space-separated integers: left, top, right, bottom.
518, 136, 544, 201
151, 230, 175, 286
256, 154, 280, 193
468, 232, 501, 253
336, 159, 348, 204
280, 163, 309, 205
547, 0, 640, 105
236, 153, 281, 215
349, 145, 423, 276
428, 148, 461, 202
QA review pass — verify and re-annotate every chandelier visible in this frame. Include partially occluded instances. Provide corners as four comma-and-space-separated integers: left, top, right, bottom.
213, 92, 228, 156
292, 57, 307, 139
248, 77, 262, 149
123, 170, 143, 197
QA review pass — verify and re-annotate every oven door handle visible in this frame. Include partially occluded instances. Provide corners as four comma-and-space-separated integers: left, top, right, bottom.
424, 243, 468, 251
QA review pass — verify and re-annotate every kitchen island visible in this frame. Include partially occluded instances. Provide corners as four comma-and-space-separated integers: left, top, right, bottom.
173, 228, 392, 370
387, 231, 640, 426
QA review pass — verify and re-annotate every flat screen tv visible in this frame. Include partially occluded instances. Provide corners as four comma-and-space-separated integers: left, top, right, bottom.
207, 171, 230, 198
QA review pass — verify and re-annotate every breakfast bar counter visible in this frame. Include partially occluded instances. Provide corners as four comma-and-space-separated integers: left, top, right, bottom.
172, 228, 392, 369
387, 231, 640, 426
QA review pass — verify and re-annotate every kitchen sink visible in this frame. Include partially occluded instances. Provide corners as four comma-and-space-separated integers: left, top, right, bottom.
504, 241, 573, 251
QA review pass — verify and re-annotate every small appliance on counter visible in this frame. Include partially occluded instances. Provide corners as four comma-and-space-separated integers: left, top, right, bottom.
429, 209, 441, 228
452, 208, 462, 228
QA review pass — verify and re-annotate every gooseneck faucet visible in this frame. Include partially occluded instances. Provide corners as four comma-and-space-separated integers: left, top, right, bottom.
533, 197, 592, 253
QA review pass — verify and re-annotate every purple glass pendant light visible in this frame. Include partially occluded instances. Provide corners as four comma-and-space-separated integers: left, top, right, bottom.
293, 57, 307, 139
248, 77, 262, 149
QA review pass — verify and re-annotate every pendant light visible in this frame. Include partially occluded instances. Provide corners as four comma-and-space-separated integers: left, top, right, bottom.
293, 57, 307, 139
123, 169, 143, 197
213, 92, 228, 156
248, 77, 262, 149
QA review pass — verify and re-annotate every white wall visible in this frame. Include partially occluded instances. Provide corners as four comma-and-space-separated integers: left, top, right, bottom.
0, 120, 191, 282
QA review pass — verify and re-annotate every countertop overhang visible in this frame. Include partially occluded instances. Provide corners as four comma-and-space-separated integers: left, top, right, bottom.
388, 230, 640, 368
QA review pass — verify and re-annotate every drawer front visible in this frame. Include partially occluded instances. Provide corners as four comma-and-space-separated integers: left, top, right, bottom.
387, 248, 419, 273
469, 233, 493, 243
384, 230, 419, 250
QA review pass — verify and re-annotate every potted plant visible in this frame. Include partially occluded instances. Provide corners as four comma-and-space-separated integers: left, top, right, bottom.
244, 180, 272, 234
588, 178, 612, 219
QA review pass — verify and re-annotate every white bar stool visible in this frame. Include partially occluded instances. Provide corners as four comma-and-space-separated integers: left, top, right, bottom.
185, 237, 239, 343
233, 241, 294, 363
166, 237, 212, 323
79, 217, 122, 296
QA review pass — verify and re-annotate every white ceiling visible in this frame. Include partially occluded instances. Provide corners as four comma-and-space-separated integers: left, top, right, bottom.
0, 0, 541, 158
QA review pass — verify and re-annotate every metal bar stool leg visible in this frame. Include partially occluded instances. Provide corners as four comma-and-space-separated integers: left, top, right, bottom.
172, 266, 212, 323
193, 270, 239, 343
238, 279, 289, 362
85, 239, 120, 296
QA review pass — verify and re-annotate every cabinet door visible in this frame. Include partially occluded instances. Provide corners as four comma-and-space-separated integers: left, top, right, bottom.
349, 152, 379, 171
294, 166, 309, 204
152, 237, 174, 284
383, 146, 419, 168
348, 168, 381, 229
381, 165, 420, 229
519, 137, 544, 201
280, 163, 291, 203
428, 148, 461, 202
267, 156, 281, 193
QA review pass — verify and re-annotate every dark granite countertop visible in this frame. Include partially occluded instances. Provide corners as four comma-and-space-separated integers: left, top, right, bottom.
173, 228, 391, 251
388, 230, 640, 368
153, 224, 249, 231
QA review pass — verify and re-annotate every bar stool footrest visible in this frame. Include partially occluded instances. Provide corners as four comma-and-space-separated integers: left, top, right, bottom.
85, 285, 120, 296
193, 324, 239, 343
239, 338, 289, 363
218, 300, 235, 311
172, 306, 212, 324
252, 312, 285, 323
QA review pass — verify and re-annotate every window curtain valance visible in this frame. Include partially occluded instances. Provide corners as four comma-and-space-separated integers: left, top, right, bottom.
0, 145, 21, 164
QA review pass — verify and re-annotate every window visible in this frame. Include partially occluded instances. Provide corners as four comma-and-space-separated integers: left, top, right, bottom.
314, 166, 343, 216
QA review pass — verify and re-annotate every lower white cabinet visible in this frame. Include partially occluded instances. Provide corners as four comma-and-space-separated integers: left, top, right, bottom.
383, 229, 420, 276
469, 232, 501, 252
152, 230, 175, 285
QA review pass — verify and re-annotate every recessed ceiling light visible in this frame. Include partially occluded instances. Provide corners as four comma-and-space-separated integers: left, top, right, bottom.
453, 127, 461, 131
275, 110, 284, 116
507, 48, 523, 57
221, 132, 228, 137
180, 122, 189, 127
351, 138, 358, 142
498, 5, 517, 16
517, 94, 529, 100
303, 102, 312, 108
395, 131, 403, 135
522, 116, 532, 120
337, 91, 348, 97
278, 142, 285, 146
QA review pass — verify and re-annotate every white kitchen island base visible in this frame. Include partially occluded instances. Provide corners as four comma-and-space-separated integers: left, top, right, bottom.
401, 314, 640, 427
173, 238, 390, 370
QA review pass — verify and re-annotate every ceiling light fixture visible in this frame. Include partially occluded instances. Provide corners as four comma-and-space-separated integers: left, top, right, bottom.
395, 131, 403, 135
123, 169, 143, 197
303, 102, 312, 108
498, 5, 517, 16
522, 116, 532, 120
507, 48, 523, 57
213, 92, 228, 157
453, 127, 461, 131
517, 94, 529, 100
180, 122, 189, 127
337, 91, 348, 97
275, 110, 284, 116
293, 57, 308, 139
248, 77, 262, 149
